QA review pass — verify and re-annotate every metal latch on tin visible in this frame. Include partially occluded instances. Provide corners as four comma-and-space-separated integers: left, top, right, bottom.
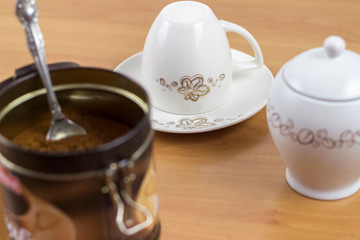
105, 159, 153, 236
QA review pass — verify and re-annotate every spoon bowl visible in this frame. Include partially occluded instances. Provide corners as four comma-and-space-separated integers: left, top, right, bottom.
46, 110, 87, 141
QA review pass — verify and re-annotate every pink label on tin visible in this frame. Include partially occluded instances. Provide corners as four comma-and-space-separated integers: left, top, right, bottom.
0, 164, 22, 195
5, 216, 34, 240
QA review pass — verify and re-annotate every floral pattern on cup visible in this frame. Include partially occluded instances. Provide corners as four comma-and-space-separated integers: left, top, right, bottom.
156, 78, 177, 91
155, 74, 225, 101
267, 106, 360, 149
178, 75, 210, 101
207, 73, 225, 88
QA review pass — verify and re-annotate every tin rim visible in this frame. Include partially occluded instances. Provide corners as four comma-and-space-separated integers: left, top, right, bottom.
0, 67, 152, 173
0, 83, 149, 155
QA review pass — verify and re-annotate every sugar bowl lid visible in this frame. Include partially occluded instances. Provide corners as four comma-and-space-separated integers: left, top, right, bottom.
283, 36, 360, 101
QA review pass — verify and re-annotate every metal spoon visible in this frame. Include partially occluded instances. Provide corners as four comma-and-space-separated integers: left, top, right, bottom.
16, 0, 87, 141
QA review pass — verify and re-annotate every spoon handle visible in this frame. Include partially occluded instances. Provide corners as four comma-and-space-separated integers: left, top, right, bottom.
16, 0, 64, 119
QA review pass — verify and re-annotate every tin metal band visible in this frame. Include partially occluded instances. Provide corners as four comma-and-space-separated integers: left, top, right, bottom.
0, 130, 154, 181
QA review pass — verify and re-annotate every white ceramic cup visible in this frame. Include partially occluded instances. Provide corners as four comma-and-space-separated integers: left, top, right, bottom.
142, 1, 263, 115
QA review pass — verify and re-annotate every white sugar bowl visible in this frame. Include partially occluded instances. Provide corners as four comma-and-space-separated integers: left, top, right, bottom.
267, 36, 360, 200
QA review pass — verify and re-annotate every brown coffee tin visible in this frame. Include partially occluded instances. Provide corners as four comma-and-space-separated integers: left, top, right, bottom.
0, 63, 160, 240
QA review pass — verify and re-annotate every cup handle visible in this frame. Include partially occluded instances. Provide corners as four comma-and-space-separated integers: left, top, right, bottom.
220, 20, 264, 71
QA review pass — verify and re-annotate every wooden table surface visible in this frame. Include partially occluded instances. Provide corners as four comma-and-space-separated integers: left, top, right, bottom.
1, 0, 360, 239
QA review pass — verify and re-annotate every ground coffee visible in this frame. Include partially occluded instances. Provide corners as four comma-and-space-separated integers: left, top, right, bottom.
11, 111, 131, 152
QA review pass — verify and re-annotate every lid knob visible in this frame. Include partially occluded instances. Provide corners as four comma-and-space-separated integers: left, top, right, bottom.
323, 36, 346, 58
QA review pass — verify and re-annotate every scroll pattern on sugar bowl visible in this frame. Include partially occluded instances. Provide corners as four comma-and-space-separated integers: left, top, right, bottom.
267, 105, 360, 149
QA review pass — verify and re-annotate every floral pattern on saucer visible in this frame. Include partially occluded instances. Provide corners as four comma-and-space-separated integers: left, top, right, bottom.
151, 114, 245, 130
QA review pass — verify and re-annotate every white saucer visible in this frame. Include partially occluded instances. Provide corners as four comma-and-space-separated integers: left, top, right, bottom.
114, 49, 274, 133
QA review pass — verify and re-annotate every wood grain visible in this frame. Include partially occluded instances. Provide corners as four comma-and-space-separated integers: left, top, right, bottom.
1, 0, 360, 239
